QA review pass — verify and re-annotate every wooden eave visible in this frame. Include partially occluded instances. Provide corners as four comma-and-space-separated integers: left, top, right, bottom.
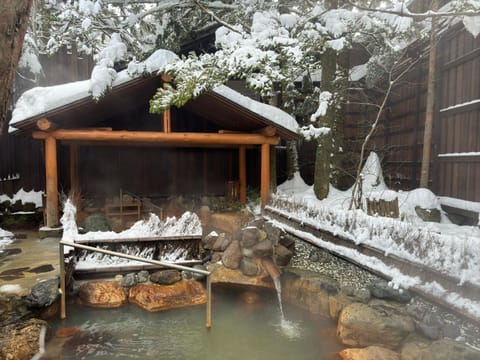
11, 74, 298, 141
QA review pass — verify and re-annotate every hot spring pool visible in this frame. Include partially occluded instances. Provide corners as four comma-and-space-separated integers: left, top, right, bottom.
47, 287, 341, 359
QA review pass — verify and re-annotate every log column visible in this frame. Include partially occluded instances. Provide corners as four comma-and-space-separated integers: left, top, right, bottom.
45, 135, 59, 227
239, 146, 247, 204
70, 143, 79, 196
260, 143, 270, 209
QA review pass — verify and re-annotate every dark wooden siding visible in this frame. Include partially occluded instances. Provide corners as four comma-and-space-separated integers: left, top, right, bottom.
345, 24, 480, 201
435, 26, 480, 201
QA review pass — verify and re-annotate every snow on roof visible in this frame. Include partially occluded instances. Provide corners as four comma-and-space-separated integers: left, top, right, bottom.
213, 85, 298, 134
10, 49, 298, 135
9, 49, 179, 133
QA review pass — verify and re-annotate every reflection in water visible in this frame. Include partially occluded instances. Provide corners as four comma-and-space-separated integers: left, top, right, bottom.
48, 288, 340, 360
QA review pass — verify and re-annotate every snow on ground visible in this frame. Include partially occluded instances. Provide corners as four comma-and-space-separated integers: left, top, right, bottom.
272, 152, 480, 317
0, 227, 14, 251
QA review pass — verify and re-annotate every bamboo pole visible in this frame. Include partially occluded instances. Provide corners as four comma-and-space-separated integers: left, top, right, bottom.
239, 146, 247, 204
206, 274, 212, 329
163, 109, 171, 133
260, 143, 270, 208
45, 136, 59, 227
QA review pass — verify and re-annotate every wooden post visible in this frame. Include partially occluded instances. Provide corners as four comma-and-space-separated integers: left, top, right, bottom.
206, 274, 212, 329
163, 109, 171, 133
59, 242, 66, 319
69, 143, 79, 196
239, 146, 247, 204
260, 143, 270, 208
45, 136, 59, 227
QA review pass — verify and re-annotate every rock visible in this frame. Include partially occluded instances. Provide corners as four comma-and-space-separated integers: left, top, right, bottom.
137, 270, 150, 283
26, 277, 59, 308
248, 217, 265, 229
209, 212, 252, 234
353, 287, 371, 303
129, 280, 206, 311
150, 269, 182, 285
400, 335, 431, 360
263, 221, 281, 244
240, 257, 259, 277
274, 244, 293, 266
208, 263, 273, 288
417, 313, 443, 340
370, 280, 412, 303
282, 268, 339, 317
279, 234, 296, 251
337, 301, 415, 349
308, 250, 320, 262
212, 233, 232, 252
121, 273, 138, 288
197, 205, 211, 227
222, 240, 242, 270
241, 227, 261, 248
252, 239, 273, 258
202, 231, 219, 250
191, 264, 208, 281
82, 214, 111, 232
0, 318, 50, 360
422, 339, 480, 360
415, 206, 441, 223
78, 281, 127, 308
329, 293, 354, 320
338, 346, 400, 360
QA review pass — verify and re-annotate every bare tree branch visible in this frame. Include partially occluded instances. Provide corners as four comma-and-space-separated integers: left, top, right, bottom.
347, 0, 480, 19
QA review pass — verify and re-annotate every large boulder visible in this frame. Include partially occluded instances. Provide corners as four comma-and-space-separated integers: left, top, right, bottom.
222, 240, 242, 270
337, 301, 415, 349
338, 346, 400, 360
129, 280, 206, 311
78, 281, 127, 308
25, 277, 59, 308
421, 339, 480, 360
282, 268, 339, 317
208, 263, 273, 288
0, 318, 50, 360
150, 269, 182, 285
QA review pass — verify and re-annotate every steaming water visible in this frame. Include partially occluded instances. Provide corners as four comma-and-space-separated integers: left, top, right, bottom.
47, 288, 340, 359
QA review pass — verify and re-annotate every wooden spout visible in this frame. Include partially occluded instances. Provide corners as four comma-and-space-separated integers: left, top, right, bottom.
262, 257, 281, 280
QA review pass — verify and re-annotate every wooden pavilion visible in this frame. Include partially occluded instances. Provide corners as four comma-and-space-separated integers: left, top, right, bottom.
10, 72, 298, 227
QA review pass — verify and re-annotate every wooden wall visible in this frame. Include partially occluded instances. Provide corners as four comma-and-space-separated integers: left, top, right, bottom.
435, 25, 480, 201
345, 24, 480, 201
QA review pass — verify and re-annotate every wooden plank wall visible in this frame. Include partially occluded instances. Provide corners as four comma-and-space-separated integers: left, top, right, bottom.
345, 24, 480, 201
435, 26, 480, 201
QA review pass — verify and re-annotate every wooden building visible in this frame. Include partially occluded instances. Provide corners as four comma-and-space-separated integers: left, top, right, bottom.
9, 66, 298, 227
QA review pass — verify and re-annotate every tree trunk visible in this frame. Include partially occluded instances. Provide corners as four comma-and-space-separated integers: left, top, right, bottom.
420, 0, 438, 188
314, 47, 336, 199
0, 0, 33, 132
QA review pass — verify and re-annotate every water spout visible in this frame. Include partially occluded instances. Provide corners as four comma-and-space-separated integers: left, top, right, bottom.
261, 258, 301, 339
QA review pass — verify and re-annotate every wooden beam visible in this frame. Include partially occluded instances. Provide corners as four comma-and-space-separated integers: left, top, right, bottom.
45, 136, 59, 227
70, 143, 79, 197
255, 126, 276, 137
239, 146, 247, 204
36, 118, 56, 131
33, 130, 280, 145
260, 143, 270, 209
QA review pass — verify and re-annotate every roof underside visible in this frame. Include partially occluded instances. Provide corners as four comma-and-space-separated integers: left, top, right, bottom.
12, 75, 298, 141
